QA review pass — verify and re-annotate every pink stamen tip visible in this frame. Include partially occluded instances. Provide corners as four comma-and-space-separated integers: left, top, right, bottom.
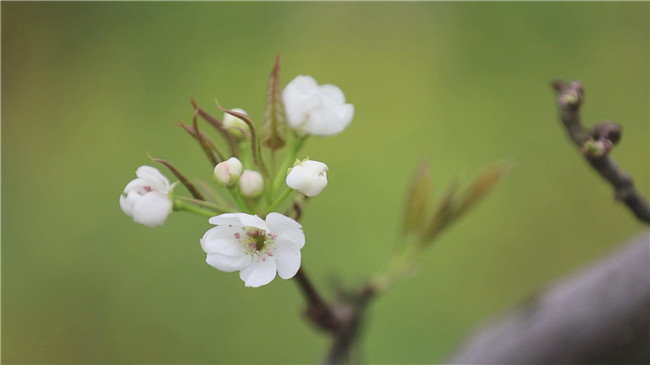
143, 186, 153, 192
268, 252, 273, 256
262, 257, 266, 262
234, 233, 240, 239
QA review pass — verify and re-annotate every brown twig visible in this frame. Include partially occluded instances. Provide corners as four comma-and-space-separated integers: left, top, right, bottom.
552, 80, 650, 224
294, 268, 376, 365
294, 268, 339, 332
149, 156, 204, 200
190, 99, 240, 158
289, 198, 377, 364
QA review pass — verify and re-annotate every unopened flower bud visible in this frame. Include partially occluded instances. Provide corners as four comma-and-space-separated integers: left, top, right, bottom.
214, 157, 243, 187
239, 170, 264, 198
286, 159, 328, 197
223, 108, 250, 139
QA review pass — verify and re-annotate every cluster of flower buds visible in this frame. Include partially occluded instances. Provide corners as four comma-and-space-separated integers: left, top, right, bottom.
119, 56, 353, 286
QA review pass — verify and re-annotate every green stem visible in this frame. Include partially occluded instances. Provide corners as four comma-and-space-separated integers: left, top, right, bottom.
372, 238, 423, 294
272, 136, 306, 194
230, 187, 252, 214
238, 140, 253, 169
177, 196, 230, 214
173, 199, 217, 218
268, 186, 294, 212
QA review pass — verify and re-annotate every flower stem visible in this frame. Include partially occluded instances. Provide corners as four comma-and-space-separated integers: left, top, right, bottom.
230, 187, 252, 214
272, 135, 306, 194
173, 199, 217, 218
268, 186, 294, 212
238, 140, 253, 169
177, 196, 230, 214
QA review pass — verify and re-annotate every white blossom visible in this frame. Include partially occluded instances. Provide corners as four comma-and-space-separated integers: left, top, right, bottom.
120, 166, 173, 228
282, 75, 354, 136
214, 157, 243, 187
200, 212, 305, 287
239, 170, 264, 198
286, 160, 328, 197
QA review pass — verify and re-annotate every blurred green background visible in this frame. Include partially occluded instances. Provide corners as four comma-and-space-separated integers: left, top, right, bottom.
2, 2, 648, 364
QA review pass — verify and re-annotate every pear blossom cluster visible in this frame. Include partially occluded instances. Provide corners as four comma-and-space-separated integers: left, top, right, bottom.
119, 66, 353, 287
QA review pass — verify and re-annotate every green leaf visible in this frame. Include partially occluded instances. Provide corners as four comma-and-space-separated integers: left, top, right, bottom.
402, 159, 433, 235
422, 182, 458, 241
262, 54, 287, 150
455, 161, 510, 217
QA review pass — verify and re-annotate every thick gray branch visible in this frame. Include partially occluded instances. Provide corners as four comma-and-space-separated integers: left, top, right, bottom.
447, 232, 650, 364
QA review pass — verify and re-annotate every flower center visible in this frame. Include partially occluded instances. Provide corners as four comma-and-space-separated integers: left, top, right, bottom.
240, 228, 277, 256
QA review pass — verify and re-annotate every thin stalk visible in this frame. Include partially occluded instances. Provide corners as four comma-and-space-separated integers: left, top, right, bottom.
177, 196, 230, 214
173, 199, 217, 218
272, 136, 306, 194
268, 186, 294, 212
230, 187, 252, 214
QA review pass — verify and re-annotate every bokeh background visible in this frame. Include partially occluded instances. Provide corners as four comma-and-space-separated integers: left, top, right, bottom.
2, 2, 648, 364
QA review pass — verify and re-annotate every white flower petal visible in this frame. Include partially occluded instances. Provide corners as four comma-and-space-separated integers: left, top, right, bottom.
236, 213, 268, 231
136, 165, 171, 193
274, 243, 301, 279
286, 166, 311, 191
266, 213, 305, 249
206, 253, 252, 272
239, 258, 277, 287
122, 178, 146, 194
284, 93, 321, 129
286, 160, 328, 197
208, 213, 242, 226
200, 226, 247, 256
319, 84, 346, 105
303, 105, 346, 136
285, 75, 318, 94
282, 75, 353, 136
132, 191, 172, 228
301, 160, 328, 174
208, 213, 268, 232
266, 212, 302, 231
337, 104, 354, 128
119, 190, 137, 217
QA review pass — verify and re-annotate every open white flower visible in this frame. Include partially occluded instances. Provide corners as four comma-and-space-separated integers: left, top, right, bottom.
286, 159, 328, 197
282, 75, 354, 136
200, 212, 305, 287
120, 166, 173, 228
